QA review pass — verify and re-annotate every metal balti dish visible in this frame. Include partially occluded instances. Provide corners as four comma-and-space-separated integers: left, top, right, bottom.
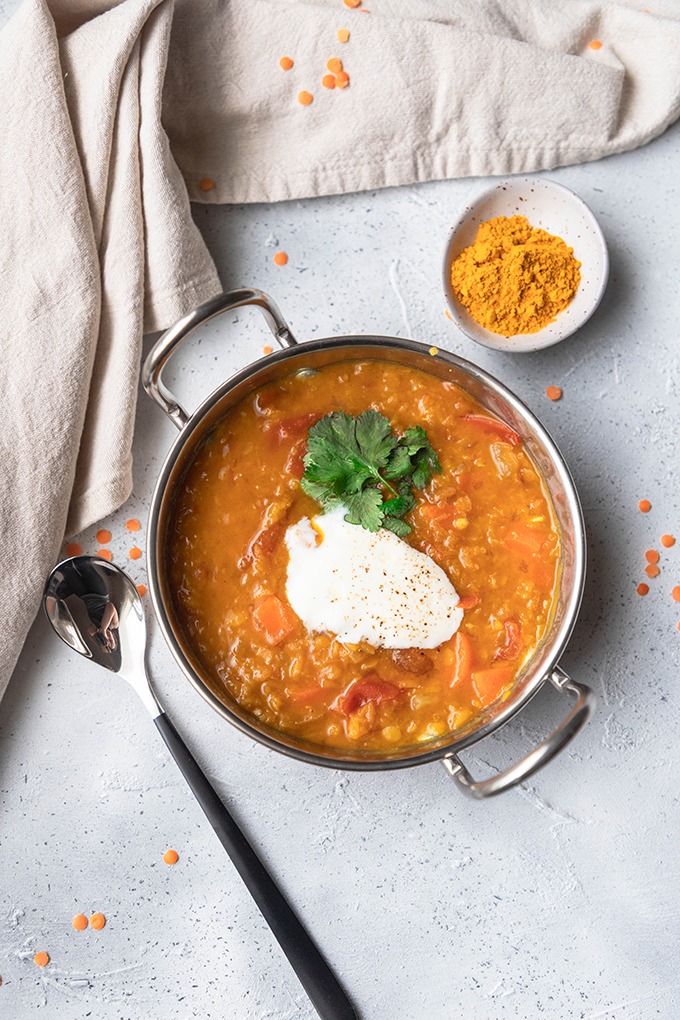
142, 289, 595, 799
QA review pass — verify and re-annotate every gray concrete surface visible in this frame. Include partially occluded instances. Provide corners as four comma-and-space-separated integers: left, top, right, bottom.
1, 6, 679, 1018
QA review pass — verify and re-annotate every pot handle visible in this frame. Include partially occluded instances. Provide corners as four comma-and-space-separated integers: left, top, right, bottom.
142, 288, 298, 430
441, 666, 595, 799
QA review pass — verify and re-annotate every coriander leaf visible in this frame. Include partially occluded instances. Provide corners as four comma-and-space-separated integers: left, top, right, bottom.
354, 410, 398, 472
383, 446, 413, 480
382, 516, 413, 537
300, 409, 440, 534
400, 425, 431, 455
343, 487, 384, 532
381, 495, 415, 518
411, 445, 442, 489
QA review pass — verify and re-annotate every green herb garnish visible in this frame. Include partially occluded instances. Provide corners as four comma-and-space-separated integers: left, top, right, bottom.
300, 410, 441, 536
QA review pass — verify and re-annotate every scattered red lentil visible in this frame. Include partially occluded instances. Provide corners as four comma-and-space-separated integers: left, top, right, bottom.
65, 542, 83, 557
96, 529, 111, 544
335, 71, 350, 88
337, 28, 350, 42
672, 586, 680, 603
638, 499, 652, 513
444, 309, 453, 320
163, 849, 179, 865
645, 564, 660, 578
96, 549, 113, 561
589, 40, 603, 50
327, 57, 343, 73
546, 386, 562, 401
89, 913, 106, 931
72, 914, 88, 931
636, 583, 649, 597
126, 518, 141, 532
198, 178, 214, 192
136, 584, 147, 598
279, 56, 294, 71
33, 952, 49, 967
661, 535, 676, 548
262, 345, 273, 355
129, 547, 142, 561
322, 73, 336, 89
645, 549, 660, 564
273, 251, 288, 266
297, 90, 313, 106
344, 0, 361, 7
677, 621, 680, 632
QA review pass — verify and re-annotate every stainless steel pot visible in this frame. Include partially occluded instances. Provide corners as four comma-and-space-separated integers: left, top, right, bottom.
142, 288, 595, 799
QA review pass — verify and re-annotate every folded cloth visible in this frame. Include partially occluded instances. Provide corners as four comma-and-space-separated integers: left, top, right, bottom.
1, 0, 680, 703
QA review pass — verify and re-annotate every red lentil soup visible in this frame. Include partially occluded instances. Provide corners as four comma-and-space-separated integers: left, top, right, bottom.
167, 360, 560, 753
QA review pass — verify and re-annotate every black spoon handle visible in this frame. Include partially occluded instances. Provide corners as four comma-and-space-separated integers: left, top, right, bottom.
154, 712, 357, 1020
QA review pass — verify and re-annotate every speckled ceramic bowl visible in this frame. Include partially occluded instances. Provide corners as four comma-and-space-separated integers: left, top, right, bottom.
443, 178, 609, 353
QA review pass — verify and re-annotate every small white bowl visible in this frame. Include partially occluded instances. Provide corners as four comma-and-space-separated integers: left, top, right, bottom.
442, 177, 609, 353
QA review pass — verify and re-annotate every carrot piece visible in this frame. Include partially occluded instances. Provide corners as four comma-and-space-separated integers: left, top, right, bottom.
472, 666, 514, 707
252, 595, 297, 645
661, 535, 676, 548
638, 499, 651, 512
461, 413, 521, 446
494, 618, 522, 661
636, 583, 649, 596
504, 523, 546, 557
450, 631, 474, 687
287, 685, 328, 703
645, 549, 659, 564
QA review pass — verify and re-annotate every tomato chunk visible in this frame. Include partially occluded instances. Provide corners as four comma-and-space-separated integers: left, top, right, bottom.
252, 595, 297, 645
461, 414, 521, 447
338, 673, 403, 715
494, 618, 522, 661
285, 439, 306, 479
267, 412, 321, 445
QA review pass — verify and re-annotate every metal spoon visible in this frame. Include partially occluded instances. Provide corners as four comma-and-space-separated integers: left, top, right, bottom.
43, 555, 357, 1020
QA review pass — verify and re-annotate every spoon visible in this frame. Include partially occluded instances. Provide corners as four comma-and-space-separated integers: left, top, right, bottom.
44, 555, 357, 1020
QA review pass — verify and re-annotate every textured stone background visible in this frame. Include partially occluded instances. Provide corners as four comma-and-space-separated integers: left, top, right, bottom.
1, 4, 679, 1018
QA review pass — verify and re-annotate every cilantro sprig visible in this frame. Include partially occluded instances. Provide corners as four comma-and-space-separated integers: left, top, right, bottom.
300, 410, 441, 536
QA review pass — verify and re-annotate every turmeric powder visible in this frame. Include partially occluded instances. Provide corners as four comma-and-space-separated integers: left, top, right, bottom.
450, 215, 581, 337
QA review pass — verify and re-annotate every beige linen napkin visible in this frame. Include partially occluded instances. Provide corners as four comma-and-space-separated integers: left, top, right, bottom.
2, 0, 680, 702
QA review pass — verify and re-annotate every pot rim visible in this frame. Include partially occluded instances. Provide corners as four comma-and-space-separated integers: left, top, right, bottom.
146, 332, 586, 771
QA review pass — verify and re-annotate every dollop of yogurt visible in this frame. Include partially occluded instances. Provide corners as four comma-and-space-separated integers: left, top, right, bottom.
284, 509, 463, 648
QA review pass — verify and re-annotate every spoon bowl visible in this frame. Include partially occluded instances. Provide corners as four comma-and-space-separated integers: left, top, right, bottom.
43, 555, 356, 1020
